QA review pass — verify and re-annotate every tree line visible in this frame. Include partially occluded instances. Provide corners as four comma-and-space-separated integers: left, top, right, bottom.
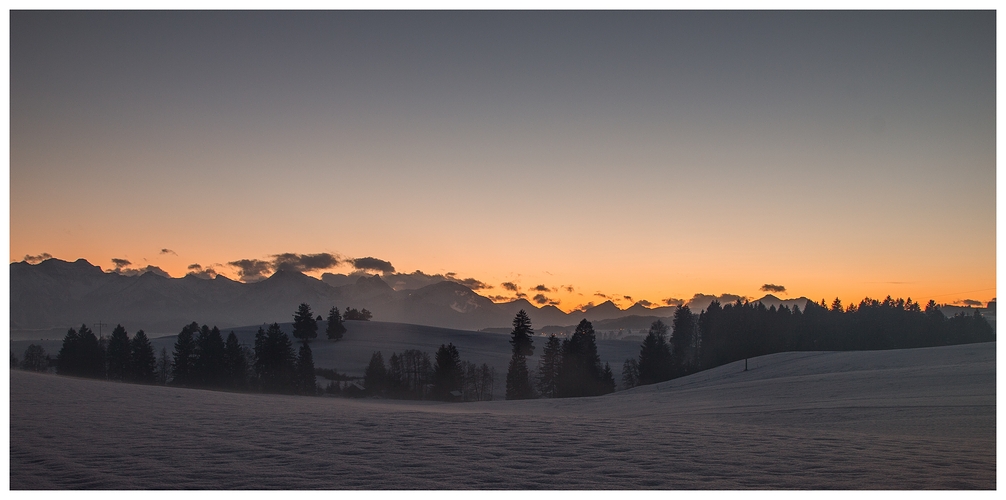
622, 296, 996, 389
42, 302, 360, 396
361, 345, 497, 401
500, 310, 617, 400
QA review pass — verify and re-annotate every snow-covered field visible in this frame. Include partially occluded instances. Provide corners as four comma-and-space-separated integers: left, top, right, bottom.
9, 342, 995, 489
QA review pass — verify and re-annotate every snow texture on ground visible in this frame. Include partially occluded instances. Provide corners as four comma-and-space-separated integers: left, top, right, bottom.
9, 342, 995, 489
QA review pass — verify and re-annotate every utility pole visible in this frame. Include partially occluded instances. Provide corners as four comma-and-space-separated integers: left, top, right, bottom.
94, 320, 108, 339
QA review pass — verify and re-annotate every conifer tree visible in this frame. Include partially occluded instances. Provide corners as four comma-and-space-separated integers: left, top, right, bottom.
255, 323, 296, 393
326, 306, 347, 341
56, 326, 81, 376
556, 319, 609, 397
296, 342, 317, 395
636, 320, 671, 385
129, 330, 156, 383
194, 325, 226, 387
505, 310, 535, 400
536, 334, 562, 398
292, 303, 318, 344
172, 322, 199, 386
433, 343, 463, 401
223, 331, 248, 389
106, 324, 131, 381
364, 351, 387, 395
670, 306, 696, 376
621, 358, 639, 389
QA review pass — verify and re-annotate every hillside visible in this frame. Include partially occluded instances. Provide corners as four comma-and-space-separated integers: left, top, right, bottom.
10, 342, 995, 488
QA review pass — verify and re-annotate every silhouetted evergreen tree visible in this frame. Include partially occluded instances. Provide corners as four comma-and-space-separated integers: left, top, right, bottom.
194, 325, 226, 387
601, 362, 616, 393
432, 343, 463, 400
57, 324, 104, 378
364, 351, 387, 395
670, 306, 696, 376
505, 310, 535, 400
296, 342, 317, 395
387, 352, 405, 397
171, 322, 199, 386
536, 334, 562, 398
326, 306, 347, 341
621, 358, 639, 389
254, 323, 296, 393
106, 324, 131, 381
223, 332, 248, 389
292, 303, 318, 344
636, 320, 672, 385
556, 320, 611, 398
129, 330, 156, 383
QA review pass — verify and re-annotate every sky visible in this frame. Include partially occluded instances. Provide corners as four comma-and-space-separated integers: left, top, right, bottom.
9, 11, 997, 312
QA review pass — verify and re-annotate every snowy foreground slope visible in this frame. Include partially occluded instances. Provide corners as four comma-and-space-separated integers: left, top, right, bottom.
10, 342, 995, 489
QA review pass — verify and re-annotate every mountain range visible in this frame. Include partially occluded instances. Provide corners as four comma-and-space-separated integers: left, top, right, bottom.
10, 258, 811, 336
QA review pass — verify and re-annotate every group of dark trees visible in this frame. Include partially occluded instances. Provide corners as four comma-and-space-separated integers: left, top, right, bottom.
504, 311, 616, 400
45, 302, 357, 396
52, 324, 158, 382
12, 344, 52, 372
362, 345, 496, 401
623, 297, 996, 389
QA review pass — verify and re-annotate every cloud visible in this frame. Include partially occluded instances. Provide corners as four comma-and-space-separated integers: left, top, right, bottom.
186, 263, 218, 279
350, 257, 395, 274
623, 295, 633, 302
111, 258, 132, 269
636, 299, 653, 307
533, 284, 551, 292
533, 294, 550, 305
955, 299, 983, 307
760, 284, 787, 293
160, 248, 177, 255
452, 277, 490, 290
663, 297, 685, 307
594, 292, 611, 299
685, 293, 748, 310
274, 252, 343, 273
228, 259, 273, 282
22, 253, 52, 264
116, 265, 171, 278
501, 282, 519, 292
516, 292, 528, 299
563, 285, 575, 293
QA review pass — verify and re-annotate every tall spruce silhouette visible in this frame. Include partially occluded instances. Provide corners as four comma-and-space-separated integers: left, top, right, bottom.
505, 310, 535, 400
296, 342, 316, 395
106, 324, 131, 381
292, 303, 318, 344
255, 323, 296, 393
57, 324, 104, 378
326, 306, 347, 341
636, 320, 672, 385
223, 331, 248, 389
129, 330, 156, 383
556, 319, 611, 398
433, 343, 463, 400
194, 325, 226, 387
171, 322, 199, 386
364, 351, 387, 395
536, 334, 562, 398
